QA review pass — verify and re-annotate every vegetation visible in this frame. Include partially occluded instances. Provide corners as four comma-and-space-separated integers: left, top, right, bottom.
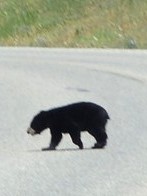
0, 0, 147, 48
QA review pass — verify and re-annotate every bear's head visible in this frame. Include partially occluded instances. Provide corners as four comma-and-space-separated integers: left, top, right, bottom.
27, 111, 47, 136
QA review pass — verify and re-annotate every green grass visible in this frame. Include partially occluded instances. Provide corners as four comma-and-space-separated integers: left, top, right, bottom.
0, 0, 147, 48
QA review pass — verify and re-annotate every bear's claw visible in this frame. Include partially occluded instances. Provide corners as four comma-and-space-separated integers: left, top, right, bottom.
92, 142, 106, 149
42, 147, 56, 151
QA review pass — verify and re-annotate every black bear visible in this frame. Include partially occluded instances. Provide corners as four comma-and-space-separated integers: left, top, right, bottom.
27, 102, 110, 150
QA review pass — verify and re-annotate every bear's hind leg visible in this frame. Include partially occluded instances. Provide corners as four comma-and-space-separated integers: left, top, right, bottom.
88, 128, 108, 149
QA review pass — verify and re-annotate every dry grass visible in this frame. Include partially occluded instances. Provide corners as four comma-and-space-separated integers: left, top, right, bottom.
0, 0, 147, 48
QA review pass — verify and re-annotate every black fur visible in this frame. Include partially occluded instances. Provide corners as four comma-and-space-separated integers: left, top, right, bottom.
28, 102, 110, 150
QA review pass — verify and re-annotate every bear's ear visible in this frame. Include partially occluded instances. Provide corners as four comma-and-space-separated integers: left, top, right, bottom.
39, 110, 45, 115
38, 111, 46, 119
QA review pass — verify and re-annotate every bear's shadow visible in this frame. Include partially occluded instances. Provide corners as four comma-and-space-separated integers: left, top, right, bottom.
28, 147, 102, 153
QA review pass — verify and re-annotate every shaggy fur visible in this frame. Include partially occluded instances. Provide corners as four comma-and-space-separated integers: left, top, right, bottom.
27, 102, 110, 150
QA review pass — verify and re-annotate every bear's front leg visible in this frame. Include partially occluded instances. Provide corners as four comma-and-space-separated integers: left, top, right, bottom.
42, 146, 56, 151
42, 131, 62, 151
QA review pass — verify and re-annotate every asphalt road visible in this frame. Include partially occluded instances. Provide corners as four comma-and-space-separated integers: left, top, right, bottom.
0, 48, 147, 196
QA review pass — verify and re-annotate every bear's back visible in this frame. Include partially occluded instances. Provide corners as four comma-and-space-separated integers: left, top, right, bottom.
48, 102, 109, 126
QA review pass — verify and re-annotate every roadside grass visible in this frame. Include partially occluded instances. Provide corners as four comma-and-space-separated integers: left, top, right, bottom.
0, 0, 147, 48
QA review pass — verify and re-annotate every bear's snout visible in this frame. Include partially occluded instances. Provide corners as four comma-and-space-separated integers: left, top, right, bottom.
27, 127, 36, 136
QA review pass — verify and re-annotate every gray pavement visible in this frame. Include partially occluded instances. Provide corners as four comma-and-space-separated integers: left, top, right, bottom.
0, 48, 147, 196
